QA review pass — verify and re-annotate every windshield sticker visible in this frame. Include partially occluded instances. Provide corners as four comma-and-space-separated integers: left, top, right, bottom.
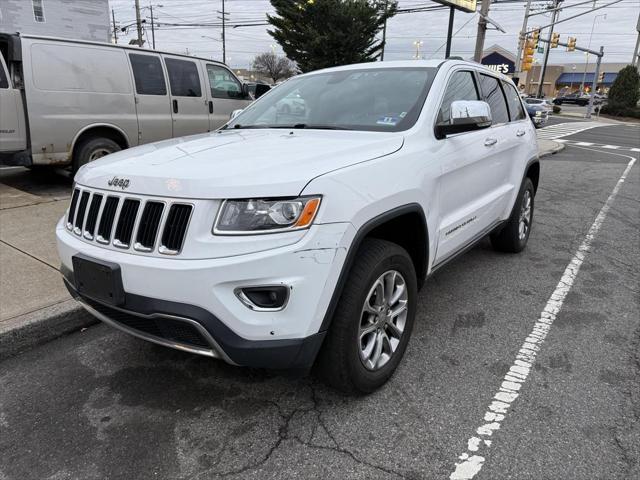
399, 112, 407, 118
376, 116, 399, 126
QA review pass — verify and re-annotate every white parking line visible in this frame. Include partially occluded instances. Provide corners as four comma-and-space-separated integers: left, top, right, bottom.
601, 145, 620, 149
449, 148, 637, 480
575, 141, 594, 146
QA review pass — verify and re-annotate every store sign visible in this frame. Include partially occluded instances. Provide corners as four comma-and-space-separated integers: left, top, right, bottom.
432, 0, 477, 13
481, 52, 515, 75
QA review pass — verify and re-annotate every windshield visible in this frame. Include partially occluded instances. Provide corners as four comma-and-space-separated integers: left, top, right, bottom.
225, 67, 437, 132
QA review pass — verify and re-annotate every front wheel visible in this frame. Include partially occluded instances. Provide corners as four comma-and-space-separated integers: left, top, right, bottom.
315, 239, 417, 394
490, 177, 534, 253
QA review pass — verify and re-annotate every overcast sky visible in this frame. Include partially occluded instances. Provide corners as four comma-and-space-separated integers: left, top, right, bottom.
109, 0, 640, 69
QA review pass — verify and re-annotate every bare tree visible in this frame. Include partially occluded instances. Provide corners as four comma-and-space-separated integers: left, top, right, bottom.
252, 52, 296, 84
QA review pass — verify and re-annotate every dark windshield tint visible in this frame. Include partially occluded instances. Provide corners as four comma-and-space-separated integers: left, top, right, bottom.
226, 68, 436, 132
164, 58, 202, 97
129, 54, 166, 95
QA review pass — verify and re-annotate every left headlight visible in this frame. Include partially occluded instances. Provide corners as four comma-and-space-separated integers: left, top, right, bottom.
213, 196, 322, 235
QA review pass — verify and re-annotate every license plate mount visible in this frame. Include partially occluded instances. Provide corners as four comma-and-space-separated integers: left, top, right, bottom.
72, 254, 125, 306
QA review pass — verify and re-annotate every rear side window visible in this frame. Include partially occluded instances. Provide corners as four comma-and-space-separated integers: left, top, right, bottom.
129, 54, 166, 95
437, 70, 479, 125
503, 82, 527, 121
479, 74, 509, 125
164, 58, 202, 97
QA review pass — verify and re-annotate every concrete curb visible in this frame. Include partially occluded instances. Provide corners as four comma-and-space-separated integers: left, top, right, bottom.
0, 300, 95, 361
539, 140, 566, 158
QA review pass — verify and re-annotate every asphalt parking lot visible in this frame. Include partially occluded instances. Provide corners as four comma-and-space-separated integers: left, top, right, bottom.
0, 122, 638, 480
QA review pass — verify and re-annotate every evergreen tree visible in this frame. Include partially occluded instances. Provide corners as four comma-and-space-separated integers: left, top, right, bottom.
267, 0, 397, 73
607, 65, 640, 110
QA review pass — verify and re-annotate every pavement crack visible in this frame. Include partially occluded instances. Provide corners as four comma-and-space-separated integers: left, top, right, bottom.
0, 239, 59, 271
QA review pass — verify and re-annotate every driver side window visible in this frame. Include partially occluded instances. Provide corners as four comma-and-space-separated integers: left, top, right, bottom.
437, 71, 479, 125
206, 65, 243, 99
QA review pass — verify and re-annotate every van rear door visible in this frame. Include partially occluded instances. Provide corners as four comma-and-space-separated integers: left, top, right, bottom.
0, 51, 27, 153
128, 52, 172, 145
162, 55, 209, 138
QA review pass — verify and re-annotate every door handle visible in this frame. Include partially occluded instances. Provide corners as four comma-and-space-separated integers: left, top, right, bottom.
209, 100, 214, 114
484, 138, 498, 146
516, 129, 526, 137
172, 99, 178, 114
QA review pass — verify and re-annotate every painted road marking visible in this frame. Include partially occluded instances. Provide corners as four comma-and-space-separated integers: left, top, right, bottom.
536, 122, 604, 140
601, 145, 620, 149
575, 142, 594, 146
549, 140, 640, 153
449, 148, 637, 480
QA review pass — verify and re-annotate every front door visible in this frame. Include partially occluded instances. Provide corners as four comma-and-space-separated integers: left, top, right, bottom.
0, 52, 27, 153
203, 63, 252, 130
127, 52, 172, 145
162, 55, 209, 138
433, 69, 512, 265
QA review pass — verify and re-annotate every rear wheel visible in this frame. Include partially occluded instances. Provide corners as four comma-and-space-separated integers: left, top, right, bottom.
491, 177, 534, 253
73, 137, 121, 173
315, 239, 417, 394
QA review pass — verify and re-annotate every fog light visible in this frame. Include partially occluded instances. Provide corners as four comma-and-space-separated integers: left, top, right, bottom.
235, 286, 289, 311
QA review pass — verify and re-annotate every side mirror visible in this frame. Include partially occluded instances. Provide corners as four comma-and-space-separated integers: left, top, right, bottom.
254, 83, 271, 99
435, 100, 492, 139
230, 109, 243, 120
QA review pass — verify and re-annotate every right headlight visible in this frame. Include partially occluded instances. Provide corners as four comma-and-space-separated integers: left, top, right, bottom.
213, 196, 322, 235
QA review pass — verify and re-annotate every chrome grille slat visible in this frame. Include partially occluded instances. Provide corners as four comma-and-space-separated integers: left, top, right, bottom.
83, 193, 103, 240
73, 191, 90, 236
113, 199, 140, 249
160, 204, 192, 255
67, 188, 80, 229
135, 201, 165, 252
96, 196, 120, 244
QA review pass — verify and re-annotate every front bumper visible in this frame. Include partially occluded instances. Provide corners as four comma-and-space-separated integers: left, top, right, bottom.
57, 218, 354, 369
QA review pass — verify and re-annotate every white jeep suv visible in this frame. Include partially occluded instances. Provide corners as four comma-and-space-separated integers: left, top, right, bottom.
57, 60, 539, 394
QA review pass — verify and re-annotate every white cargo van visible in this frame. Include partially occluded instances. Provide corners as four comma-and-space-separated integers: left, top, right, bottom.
0, 33, 262, 171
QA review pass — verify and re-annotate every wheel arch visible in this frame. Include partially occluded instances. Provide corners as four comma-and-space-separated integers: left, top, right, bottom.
70, 124, 131, 163
318, 203, 429, 333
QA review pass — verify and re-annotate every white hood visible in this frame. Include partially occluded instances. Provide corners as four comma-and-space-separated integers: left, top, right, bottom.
76, 129, 404, 198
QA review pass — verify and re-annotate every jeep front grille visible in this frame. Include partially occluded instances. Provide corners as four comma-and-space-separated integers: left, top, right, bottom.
67, 187, 192, 256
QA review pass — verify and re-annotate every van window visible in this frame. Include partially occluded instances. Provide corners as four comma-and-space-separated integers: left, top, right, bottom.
164, 58, 201, 97
479, 74, 509, 125
503, 82, 527, 121
0, 61, 8, 89
32, 0, 45, 23
437, 70, 479, 125
129, 54, 166, 95
206, 65, 243, 99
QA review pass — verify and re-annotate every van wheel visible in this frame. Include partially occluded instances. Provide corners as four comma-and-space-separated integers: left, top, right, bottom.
315, 239, 417, 394
490, 177, 534, 253
73, 137, 121, 172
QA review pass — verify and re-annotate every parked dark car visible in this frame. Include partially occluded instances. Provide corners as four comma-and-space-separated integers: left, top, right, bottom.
553, 93, 588, 106
525, 103, 548, 128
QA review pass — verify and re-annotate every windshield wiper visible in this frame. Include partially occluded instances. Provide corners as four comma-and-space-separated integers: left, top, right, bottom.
272, 124, 352, 130
232, 124, 269, 129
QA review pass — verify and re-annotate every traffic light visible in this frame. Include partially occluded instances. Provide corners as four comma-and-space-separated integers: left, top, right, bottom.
522, 37, 536, 71
531, 29, 540, 49
567, 37, 577, 52
550, 32, 560, 48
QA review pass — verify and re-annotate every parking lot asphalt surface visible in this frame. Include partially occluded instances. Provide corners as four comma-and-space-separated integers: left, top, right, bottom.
1, 123, 638, 480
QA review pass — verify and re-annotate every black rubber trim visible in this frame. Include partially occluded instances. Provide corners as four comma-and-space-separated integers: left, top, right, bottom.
318, 203, 429, 333
62, 270, 325, 370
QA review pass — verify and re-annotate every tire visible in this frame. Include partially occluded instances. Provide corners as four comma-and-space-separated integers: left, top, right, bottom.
315, 238, 417, 394
490, 177, 535, 253
73, 137, 121, 172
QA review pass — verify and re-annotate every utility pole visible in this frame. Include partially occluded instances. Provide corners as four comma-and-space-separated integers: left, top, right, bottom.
221, 0, 227, 64
111, 9, 118, 44
473, 0, 491, 62
149, 4, 156, 49
381, 0, 388, 61
134, 0, 144, 47
537, 0, 561, 98
633, 14, 640, 67
514, 0, 533, 82
586, 46, 603, 118
445, 7, 455, 58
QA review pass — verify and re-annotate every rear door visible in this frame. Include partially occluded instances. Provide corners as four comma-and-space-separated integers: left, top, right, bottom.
162, 55, 209, 137
203, 63, 252, 129
0, 52, 27, 153
128, 52, 172, 145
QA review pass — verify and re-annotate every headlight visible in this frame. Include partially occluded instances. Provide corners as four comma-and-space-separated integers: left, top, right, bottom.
213, 196, 321, 235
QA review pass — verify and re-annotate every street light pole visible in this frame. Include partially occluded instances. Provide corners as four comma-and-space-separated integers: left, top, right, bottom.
536, 0, 561, 99
514, 0, 533, 80
580, 13, 606, 92
134, 0, 144, 47
473, 0, 491, 62
586, 46, 603, 119
149, 4, 156, 49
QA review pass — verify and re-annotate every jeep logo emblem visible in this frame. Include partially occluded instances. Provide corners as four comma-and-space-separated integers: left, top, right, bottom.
107, 176, 130, 190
